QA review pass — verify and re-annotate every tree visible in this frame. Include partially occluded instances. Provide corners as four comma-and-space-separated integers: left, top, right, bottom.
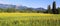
7, 8, 16, 13
24, 8, 33, 13
0, 8, 3, 12
47, 5, 52, 13
52, 1, 58, 14
57, 7, 60, 13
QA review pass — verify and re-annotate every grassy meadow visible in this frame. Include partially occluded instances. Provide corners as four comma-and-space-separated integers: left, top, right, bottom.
0, 13, 60, 26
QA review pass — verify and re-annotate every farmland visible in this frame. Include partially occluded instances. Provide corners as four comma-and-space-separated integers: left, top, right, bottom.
0, 13, 60, 26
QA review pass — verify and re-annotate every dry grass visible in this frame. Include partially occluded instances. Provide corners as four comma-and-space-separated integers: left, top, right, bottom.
0, 13, 60, 26
0, 13, 53, 17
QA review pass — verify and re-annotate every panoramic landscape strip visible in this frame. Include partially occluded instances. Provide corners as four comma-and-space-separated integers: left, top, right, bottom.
0, 0, 60, 26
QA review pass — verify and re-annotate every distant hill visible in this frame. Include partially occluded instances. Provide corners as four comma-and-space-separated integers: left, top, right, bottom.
35, 8, 46, 11
0, 4, 16, 8
0, 4, 46, 11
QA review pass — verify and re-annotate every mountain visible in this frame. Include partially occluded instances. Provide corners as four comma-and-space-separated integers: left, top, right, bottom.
0, 4, 28, 9
0, 4, 16, 8
0, 4, 46, 11
17, 6, 28, 9
35, 8, 46, 11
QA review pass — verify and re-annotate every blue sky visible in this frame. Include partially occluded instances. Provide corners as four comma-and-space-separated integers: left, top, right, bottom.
0, 0, 60, 9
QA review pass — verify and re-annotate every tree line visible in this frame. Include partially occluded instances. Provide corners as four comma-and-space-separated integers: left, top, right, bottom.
46, 1, 60, 14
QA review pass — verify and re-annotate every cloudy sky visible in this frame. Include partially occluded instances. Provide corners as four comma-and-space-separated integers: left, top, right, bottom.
0, 0, 60, 9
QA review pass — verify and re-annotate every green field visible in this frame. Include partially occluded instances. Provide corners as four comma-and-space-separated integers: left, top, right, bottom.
0, 13, 60, 26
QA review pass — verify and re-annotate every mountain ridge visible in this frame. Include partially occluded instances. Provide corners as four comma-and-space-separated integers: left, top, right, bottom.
0, 4, 46, 11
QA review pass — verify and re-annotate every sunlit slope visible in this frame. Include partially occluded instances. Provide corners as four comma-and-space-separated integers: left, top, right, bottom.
0, 13, 54, 17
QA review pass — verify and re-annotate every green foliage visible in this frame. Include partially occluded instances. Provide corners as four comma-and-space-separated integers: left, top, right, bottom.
23, 8, 33, 13
46, 5, 52, 13
0, 8, 4, 12
37, 10, 45, 13
46, 1, 59, 14
0, 8, 44, 13
6, 8, 16, 13
57, 7, 60, 13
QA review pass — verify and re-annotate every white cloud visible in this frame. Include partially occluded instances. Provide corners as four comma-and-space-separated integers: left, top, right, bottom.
0, 0, 20, 5
0, 0, 14, 5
